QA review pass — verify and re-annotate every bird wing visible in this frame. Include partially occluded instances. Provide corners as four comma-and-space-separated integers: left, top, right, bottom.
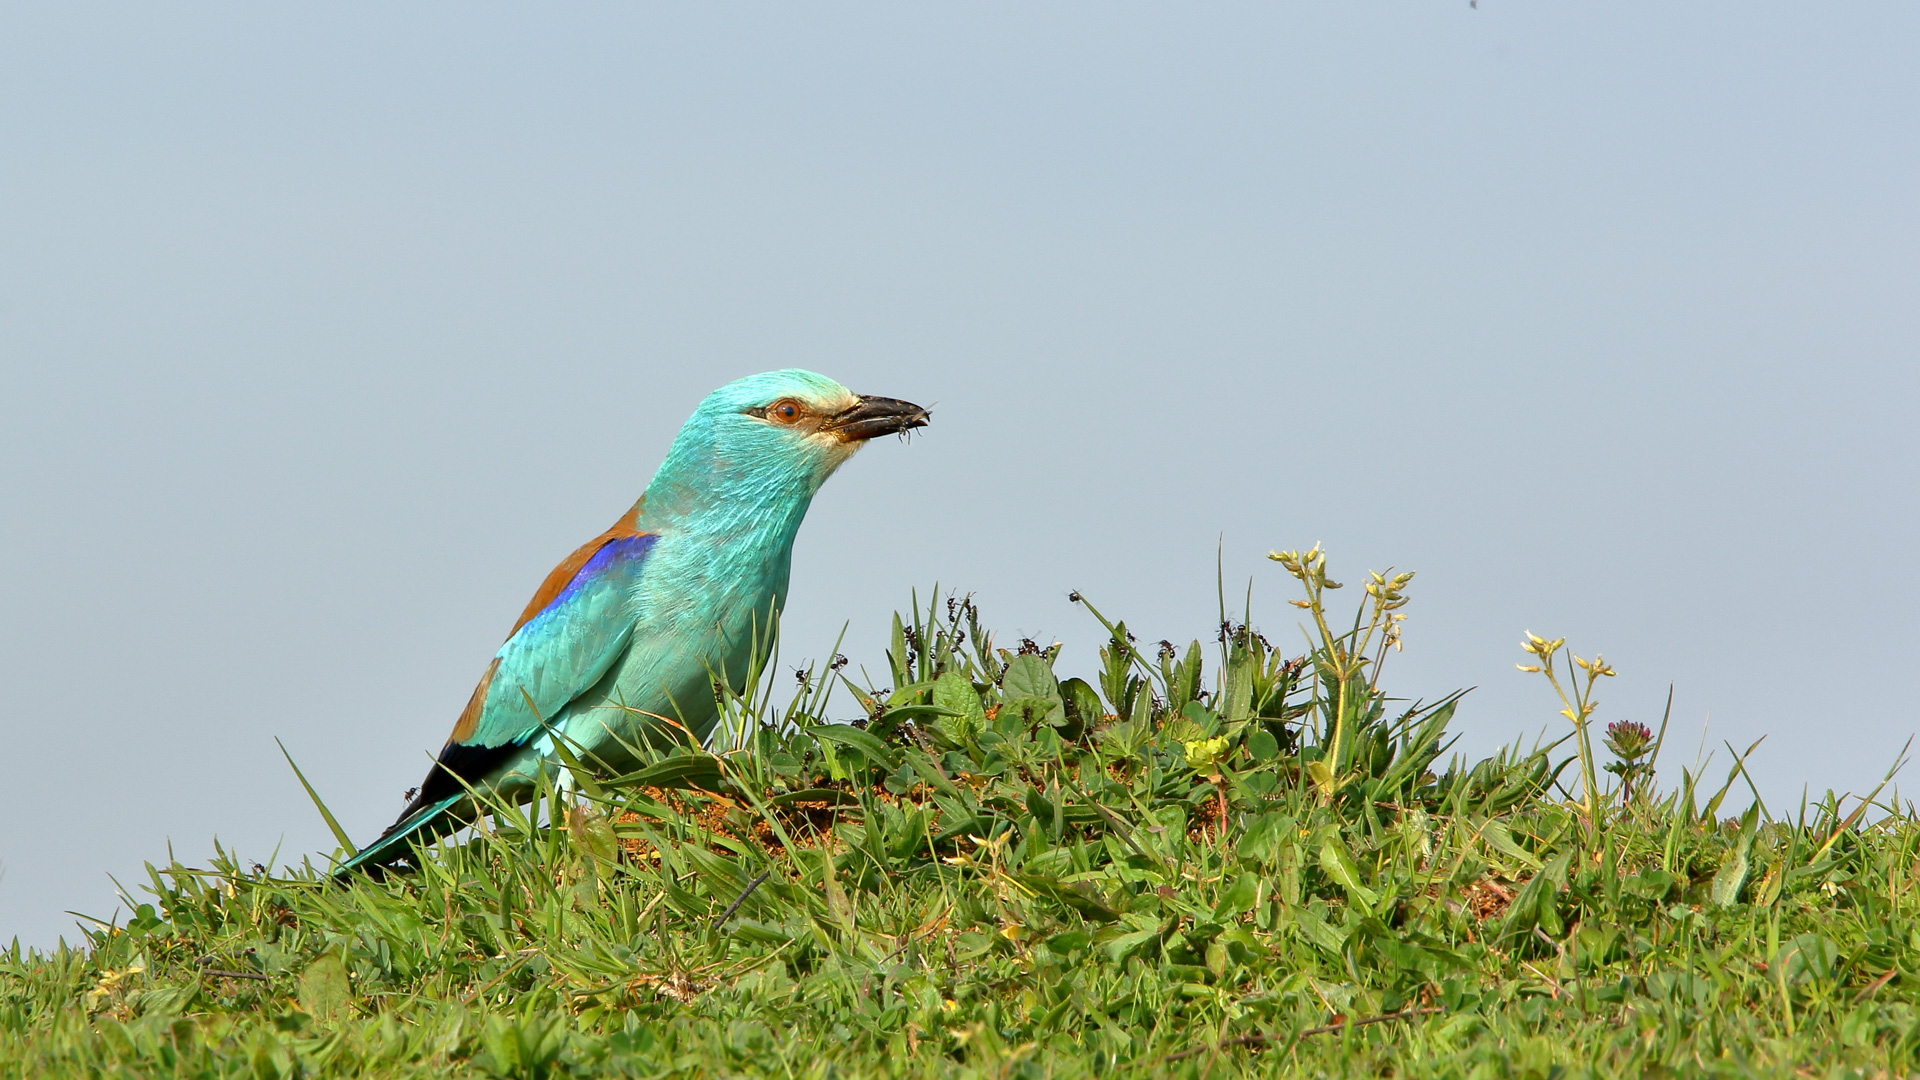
452, 527, 659, 751
336, 510, 659, 876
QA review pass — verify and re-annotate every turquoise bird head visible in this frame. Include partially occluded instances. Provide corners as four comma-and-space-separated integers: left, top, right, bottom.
642, 370, 929, 524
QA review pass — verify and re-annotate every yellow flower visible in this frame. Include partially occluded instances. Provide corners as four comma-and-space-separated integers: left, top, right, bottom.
84, 963, 144, 1008
1184, 736, 1231, 771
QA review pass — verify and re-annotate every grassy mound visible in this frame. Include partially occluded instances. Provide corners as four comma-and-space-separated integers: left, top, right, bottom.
5, 549, 1918, 1078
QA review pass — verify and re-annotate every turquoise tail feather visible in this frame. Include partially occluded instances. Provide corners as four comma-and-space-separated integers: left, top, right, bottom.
331, 794, 466, 880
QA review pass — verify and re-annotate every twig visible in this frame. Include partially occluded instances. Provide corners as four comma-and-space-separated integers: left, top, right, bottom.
1161, 1007, 1441, 1062
1519, 960, 1561, 998
1298, 1007, 1441, 1039
710, 870, 772, 930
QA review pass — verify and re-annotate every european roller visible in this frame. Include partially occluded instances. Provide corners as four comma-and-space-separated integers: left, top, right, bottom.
334, 370, 928, 875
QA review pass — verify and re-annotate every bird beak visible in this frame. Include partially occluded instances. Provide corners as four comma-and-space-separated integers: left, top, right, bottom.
821, 396, 931, 442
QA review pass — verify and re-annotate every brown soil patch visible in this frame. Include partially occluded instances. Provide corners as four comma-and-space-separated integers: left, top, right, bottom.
1463, 878, 1516, 921
607, 782, 943, 864
1188, 787, 1228, 840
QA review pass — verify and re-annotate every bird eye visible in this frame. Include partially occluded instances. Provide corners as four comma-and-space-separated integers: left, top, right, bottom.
767, 399, 803, 424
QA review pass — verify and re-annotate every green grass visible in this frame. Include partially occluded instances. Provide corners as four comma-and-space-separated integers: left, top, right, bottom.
6, 550, 1920, 1078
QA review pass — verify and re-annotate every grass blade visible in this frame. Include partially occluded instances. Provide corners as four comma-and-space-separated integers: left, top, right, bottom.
276, 736, 358, 858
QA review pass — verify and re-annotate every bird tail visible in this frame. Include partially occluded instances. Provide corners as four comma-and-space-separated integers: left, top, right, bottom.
330, 794, 468, 882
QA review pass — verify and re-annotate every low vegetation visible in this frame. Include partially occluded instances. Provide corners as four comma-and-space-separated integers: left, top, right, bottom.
5, 547, 1918, 1077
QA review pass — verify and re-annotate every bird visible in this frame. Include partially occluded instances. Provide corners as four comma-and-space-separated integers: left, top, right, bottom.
332, 370, 928, 876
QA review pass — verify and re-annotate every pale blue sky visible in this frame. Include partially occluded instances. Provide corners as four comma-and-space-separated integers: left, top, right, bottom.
2, 4, 1915, 947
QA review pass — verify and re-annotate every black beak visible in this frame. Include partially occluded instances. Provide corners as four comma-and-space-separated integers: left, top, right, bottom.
821, 395, 931, 442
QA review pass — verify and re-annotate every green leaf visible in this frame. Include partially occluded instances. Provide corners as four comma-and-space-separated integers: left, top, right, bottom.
1247, 728, 1280, 761
1013, 873, 1121, 922
1024, 785, 1056, 822
823, 866, 857, 932
932, 671, 988, 744
1179, 699, 1217, 728
1212, 873, 1259, 919
807, 724, 899, 771
1779, 932, 1839, 984
1480, 819, 1545, 871
1101, 926, 1160, 962
767, 788, 861, 808
1047, 929, 1092, 954
1221, 653, 1254, 722
876, 703, 962, 727
1306, 758, 1338, 795
1626, 867, 1675, 901
1168, 641, 1203, 713
903, 750, 964, 798
566, 803, 618, 864
889, 612, 911, 688
1292, 904, 1349, 957
1000, 696, 1065, 732
1318, 837, 1379, 909
1711, 803, 1761, 908
1499, 849, 1573, 942
605, 754, 725, 792
1058, 677, 1103, 740
1361, 920, 1428, 972
883, 679, 940, 706
297, 951, 352, 1020
1001, 653, 1060, 700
